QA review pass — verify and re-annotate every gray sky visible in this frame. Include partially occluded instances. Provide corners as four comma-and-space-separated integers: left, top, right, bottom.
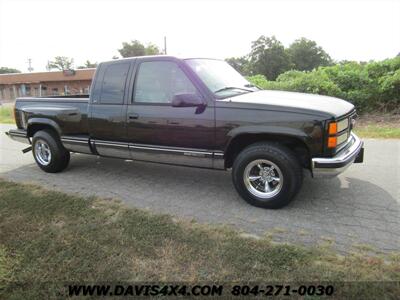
0, 0, 399, 72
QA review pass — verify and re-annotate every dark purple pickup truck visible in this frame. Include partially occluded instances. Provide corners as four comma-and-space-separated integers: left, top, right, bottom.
6, 56, 364, 208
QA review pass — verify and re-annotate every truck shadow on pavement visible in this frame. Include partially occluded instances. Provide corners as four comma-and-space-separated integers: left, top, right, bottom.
2, 153, 399, 253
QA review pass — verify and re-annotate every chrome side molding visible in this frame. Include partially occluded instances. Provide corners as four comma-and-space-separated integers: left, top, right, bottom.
61, 138, 223, 170
128, 143, 222, 169
6, 129, 30, 145
61, 136, 92, 154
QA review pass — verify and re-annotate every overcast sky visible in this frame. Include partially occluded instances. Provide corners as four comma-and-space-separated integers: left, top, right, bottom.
0, 0, 399, 72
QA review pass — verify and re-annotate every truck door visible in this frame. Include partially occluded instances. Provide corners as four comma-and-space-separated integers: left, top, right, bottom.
126, 58, 216, 168
89, 60, 132, 158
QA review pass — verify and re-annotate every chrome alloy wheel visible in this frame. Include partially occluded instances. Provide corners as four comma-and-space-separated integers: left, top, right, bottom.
34, 139, 52, 166
243, 159, 283, 199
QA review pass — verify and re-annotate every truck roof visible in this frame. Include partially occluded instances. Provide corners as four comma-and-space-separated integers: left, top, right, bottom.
100, 55, 222, 65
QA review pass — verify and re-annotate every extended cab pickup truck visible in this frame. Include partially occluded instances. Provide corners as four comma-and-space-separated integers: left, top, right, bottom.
6, 56, 364, 208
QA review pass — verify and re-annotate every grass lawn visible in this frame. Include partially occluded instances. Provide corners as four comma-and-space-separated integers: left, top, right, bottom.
354, 125, 400, 139
355, 114, 400, 139
0, 105, 14, 124
0, 179, 399, 298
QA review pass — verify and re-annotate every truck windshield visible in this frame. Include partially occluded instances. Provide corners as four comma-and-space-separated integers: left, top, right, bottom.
185, 59, 258, 98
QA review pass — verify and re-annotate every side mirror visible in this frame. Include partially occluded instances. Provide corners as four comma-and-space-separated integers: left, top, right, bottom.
172, 93, 204, 107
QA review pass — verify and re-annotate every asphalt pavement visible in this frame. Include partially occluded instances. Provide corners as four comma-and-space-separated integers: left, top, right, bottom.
0, 124, 399, 254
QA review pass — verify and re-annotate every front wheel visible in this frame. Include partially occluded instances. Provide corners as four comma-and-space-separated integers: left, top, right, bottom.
232, 142, 303, 209
32, 130, 70, 173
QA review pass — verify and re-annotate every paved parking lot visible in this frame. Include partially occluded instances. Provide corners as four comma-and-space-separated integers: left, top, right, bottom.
0, 124, 399, 253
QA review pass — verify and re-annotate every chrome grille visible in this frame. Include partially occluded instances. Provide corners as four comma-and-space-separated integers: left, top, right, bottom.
350, 114, 357, 130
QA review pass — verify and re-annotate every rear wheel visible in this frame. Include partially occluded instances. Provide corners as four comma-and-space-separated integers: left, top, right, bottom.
232, 142, 303, 209
32, 130, 70, 173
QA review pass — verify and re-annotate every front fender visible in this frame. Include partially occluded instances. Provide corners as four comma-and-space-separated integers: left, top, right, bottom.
225, 125, 316, 153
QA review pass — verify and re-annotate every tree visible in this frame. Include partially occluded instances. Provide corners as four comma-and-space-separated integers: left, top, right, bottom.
118, 40, 161, 57
0, 67, 21, 74
287, 38, 332, 71
48, 56, 74, 71
225, 56, 251, 75
77, 60, 98, 69
249, 36, 291, 80
145, 43, 161, 55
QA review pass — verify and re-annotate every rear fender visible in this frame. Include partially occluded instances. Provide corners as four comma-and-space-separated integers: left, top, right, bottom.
27, 118, 62, 137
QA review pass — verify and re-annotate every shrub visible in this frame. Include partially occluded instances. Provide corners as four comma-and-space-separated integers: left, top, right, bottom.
247, 57, 400, 113
378, 69, 400, 110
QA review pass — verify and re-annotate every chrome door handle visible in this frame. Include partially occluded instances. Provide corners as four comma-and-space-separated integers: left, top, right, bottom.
128, 113, 139, 120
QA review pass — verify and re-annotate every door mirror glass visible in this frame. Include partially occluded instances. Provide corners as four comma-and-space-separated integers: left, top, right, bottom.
172, 93, 204, 107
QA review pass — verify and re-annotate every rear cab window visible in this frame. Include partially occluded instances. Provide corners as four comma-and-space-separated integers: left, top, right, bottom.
91, 61, 131, 104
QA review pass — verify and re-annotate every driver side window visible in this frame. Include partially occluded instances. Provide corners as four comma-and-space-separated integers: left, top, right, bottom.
134, 61, 197, 104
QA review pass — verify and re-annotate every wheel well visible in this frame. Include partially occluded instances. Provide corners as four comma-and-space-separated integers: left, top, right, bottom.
27, 124, 59, 138
225, 134, 310, 169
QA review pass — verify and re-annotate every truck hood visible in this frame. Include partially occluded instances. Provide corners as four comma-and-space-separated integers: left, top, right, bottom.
225, 90, 354, 118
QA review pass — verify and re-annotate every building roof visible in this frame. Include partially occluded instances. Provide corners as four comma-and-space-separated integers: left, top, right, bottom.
0, 69, 95, 85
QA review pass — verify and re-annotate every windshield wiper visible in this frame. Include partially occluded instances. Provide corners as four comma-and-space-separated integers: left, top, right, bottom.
214, 86, 254, 94
244, 83, 257, 88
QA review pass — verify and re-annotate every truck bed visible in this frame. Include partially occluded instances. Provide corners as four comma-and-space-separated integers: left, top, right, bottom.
16, 95, 89, 101
14, 96, 90, 136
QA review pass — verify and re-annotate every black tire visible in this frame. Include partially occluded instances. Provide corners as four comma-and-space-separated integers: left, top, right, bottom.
32, 129, 70, 173
232, 142, 303, 209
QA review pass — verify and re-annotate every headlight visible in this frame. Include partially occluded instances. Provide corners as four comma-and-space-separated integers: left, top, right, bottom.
337, 118, 349, 132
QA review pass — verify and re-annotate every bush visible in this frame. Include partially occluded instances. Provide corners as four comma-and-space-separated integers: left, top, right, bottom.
248, 57, 400, 113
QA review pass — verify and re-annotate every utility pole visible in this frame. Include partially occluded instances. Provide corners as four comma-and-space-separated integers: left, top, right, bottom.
27, 58, 33, 72
163, 36, 167, 55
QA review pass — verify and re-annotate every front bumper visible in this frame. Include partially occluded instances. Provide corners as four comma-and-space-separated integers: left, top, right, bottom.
312, 132, 364, 177
5, 129, 30, 144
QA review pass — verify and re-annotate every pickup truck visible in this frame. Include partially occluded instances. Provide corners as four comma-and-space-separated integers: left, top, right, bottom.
6, 56, 364, 208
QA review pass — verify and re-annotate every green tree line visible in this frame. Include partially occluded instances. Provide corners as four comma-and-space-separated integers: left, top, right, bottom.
226, 36, 332, 80
0, 67, 21, 74
226, 35, 399, 112
247, 57, 400, 113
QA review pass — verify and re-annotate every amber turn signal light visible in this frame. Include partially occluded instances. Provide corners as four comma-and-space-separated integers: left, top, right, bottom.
328, 122, 337, 135
327, 137, 337, 148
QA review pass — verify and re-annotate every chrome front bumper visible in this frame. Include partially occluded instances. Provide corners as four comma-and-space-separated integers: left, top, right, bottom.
312, 133, 364, 177
5, 129, 30, 144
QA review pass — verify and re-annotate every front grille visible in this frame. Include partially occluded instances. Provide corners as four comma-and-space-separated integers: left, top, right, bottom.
350, 114, 357, 130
